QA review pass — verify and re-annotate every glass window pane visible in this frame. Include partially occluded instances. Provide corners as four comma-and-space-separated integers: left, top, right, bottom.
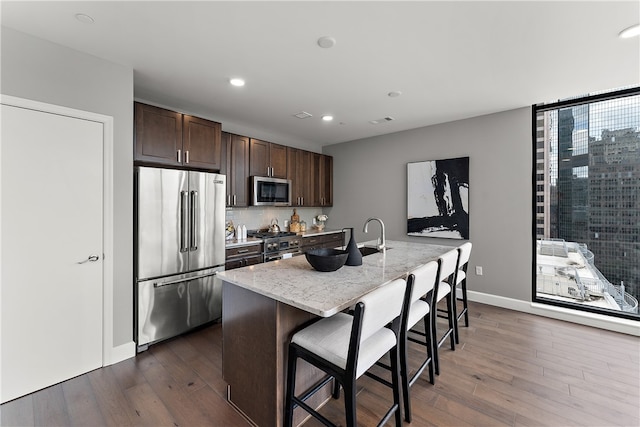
534, 89, 640, 319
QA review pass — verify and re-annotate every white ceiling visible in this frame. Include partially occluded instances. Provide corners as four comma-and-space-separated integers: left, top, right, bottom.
2, 1, 639, 150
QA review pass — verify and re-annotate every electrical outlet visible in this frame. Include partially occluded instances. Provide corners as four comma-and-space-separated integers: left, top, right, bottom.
475, 266, 483, 276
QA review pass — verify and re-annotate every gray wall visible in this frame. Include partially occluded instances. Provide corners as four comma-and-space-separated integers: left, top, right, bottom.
1, 27, 134, 347
324, 107, 532, 301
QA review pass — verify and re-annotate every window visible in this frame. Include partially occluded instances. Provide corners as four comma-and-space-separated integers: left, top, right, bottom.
532, 87, 640, 320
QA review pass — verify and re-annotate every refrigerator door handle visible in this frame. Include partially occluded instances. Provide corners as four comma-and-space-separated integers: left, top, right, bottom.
190, 190, 198, 251
180, 191, 189, 252
152, 270, 218, 288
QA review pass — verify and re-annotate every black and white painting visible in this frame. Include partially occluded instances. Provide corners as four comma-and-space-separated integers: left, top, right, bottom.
407, 157, 469, 239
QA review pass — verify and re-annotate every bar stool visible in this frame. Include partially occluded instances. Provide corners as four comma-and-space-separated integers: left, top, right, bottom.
433, 249, 457, 375
400, 259, 440, 422
453, 242, 473, 344
284, 278, 407, 427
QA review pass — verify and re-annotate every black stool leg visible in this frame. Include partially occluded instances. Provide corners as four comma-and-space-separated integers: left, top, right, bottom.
462, 279, 469, 327
343, 381, 357, 427
400, 331, 411, 422
423, 316, 435, 385
447, 294, 456, 351
390, 345, 402, 427
284, 346, 298, 427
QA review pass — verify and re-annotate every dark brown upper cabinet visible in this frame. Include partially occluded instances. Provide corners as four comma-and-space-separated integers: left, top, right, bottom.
221, 132, 250, 207
311, 153, 333, 207
287, 147, 312, 207
249, 138, 287, 179
134, 102, 221, 171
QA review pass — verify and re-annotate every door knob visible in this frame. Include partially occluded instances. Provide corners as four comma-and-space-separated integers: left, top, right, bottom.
77, 255, 100, 264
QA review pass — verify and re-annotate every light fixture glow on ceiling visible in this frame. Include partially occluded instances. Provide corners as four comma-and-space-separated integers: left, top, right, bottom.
74, 13, 94, 24
619, 24, 640, 38
321, 115, 334, 122
229, 78, 245, 87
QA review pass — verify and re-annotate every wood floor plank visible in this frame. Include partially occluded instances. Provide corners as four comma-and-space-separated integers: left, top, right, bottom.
0, 393, 34, 427
432, 394, 513, 427
138, 358, 218, 427
86, 366, 135, 426
190, 382, 251, 426
31, 384, 70, 427
61, 374, 106, 427
123, 382, 176, 426
149, 343, 208, 394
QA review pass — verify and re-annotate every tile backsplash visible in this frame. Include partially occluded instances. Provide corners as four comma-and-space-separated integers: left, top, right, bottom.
226, 206, 327, 232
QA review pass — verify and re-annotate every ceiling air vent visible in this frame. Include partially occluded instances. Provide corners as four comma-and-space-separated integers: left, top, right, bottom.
369, 116, 395, 125
293, 111, 313, 119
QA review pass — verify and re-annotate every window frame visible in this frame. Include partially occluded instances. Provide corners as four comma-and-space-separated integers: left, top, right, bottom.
531, 86, 640, 321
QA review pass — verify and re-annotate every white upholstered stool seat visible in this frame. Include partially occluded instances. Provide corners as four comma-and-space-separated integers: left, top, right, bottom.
284, 278, 407, 427
290, 312, 397, 378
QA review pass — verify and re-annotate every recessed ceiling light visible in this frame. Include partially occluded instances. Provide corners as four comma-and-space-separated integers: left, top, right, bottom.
293, 111, 313, 119
317, 36, 336, 49
619, 24, 640, 39
229, 78, 245, 87
321, 115, 334, 122
388, 91, 402, 98
74, 13, 94, 24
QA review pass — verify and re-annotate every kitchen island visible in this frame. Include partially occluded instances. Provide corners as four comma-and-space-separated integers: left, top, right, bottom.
217, 240, 452, 427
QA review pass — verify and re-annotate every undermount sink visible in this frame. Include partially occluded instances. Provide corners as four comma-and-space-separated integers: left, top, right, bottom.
359, 246, 384, 256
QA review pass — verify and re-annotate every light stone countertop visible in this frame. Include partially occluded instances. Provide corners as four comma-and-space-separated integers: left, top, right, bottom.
217, 240, 454, 317
224, 228, 343, 248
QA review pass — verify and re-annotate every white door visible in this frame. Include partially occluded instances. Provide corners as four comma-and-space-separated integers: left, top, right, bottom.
1, 103, 104, 403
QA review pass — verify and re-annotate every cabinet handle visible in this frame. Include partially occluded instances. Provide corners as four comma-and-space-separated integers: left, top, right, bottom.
233, 194, 237, 205
237, 249, 249, 254
185, 150, 190, 164
177, 149, 181, 163
301, 196, 304, 205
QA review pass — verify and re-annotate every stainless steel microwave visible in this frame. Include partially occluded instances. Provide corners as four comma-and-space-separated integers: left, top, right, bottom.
251, 176, 292, 206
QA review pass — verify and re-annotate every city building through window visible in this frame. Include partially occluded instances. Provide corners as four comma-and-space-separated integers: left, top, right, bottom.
533, 87, 640, 320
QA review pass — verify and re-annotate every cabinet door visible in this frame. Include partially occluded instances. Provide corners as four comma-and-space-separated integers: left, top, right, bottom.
228, 134, 250, 207
249, 138, 270, 177
250, 139, 288, 178
287, 147, 312, 207
310, 154, 333, 207
135, 102, 182, 166
182, 115, 222, 171
321, 155, 333, 206
269, 143, 288, 179
310, 153, 323, 206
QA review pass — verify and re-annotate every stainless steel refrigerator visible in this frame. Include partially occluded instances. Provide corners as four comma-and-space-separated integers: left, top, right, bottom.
135, 166, 226, 351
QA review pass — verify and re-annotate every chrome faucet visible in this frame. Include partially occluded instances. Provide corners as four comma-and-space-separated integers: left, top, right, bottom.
363, 217, 386, 251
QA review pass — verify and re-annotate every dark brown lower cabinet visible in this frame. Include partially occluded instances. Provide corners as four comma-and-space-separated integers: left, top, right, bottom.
225, 243, 263, 270
301, 231, 345, 252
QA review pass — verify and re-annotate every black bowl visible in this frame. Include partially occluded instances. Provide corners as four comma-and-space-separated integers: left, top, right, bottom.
305, 248, 349, 272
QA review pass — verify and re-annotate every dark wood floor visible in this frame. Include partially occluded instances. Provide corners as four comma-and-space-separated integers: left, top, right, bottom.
2, 302, 638, 427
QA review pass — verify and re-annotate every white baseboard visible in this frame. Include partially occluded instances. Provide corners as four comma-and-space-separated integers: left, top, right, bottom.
104, 341, 136, 366
467, 291, 640, 337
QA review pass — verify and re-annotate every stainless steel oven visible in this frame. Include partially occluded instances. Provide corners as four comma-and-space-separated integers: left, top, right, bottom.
247, 231, 301, 262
